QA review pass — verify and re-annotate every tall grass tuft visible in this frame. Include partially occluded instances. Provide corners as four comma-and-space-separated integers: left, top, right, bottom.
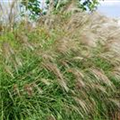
0, 2, 120, 120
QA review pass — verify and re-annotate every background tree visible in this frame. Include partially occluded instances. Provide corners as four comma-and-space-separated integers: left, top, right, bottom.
21, 0, 42, 20
21, 0, 101, 20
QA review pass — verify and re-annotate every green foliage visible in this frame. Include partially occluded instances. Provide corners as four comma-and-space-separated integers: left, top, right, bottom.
21, 0, 100, 20
79, 0, 100, 11
20, 0, 42, 20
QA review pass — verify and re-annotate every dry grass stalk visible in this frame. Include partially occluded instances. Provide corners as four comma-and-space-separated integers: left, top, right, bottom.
2, 42, 15, 61
32, 83, 43, 94
67, 68, 85, 88
13, 84, 21, 97
73, 97, 89, 114
47, 115, 56, 120
1, 42, 22, 72
8, 0, 16, 27
24, 84, 33, 96
42, 61, 69, 92
90, 68, 114, 88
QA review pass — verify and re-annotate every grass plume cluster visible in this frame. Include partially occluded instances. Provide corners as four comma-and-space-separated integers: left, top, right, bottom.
0, 6, 120, 120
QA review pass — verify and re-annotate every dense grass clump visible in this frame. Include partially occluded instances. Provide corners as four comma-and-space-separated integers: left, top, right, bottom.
0, 11, 120, 120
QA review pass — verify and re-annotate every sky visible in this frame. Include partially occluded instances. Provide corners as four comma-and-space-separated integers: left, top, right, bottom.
97, 0, 120, 18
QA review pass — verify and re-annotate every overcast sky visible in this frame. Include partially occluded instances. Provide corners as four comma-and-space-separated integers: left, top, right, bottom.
98, 0, 120, 18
